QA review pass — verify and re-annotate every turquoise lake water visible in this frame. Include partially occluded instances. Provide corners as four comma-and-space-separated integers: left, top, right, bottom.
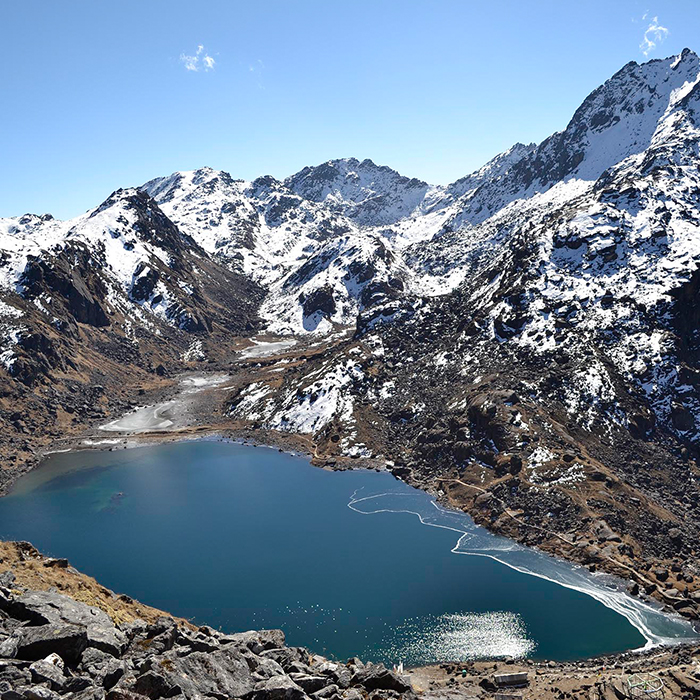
0, 440, 695, 665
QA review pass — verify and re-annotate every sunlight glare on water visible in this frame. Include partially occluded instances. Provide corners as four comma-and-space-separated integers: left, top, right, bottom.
380, 611, 536, 666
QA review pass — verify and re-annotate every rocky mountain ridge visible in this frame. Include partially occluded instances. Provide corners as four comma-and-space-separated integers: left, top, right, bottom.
4, 50, 699, 340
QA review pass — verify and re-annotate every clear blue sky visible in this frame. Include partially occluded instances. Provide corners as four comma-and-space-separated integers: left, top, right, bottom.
2, 0, 698, 219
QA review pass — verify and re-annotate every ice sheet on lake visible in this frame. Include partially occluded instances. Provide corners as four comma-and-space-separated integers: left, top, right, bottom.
100, 374, 230, 434
348, 489, 698, 651
100, 401, 178, 433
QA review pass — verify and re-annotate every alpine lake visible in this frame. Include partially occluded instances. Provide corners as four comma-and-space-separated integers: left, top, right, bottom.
0, 440, 695, 666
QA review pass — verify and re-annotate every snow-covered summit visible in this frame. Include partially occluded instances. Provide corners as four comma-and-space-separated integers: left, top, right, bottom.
4, 50, 700, 345
418, 49, 700, 232
284, 157, 431, 226
0, 185, 258, 353
141, 163, 413, 334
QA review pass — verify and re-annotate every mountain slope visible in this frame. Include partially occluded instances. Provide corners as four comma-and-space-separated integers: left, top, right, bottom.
0, 189, 263, 485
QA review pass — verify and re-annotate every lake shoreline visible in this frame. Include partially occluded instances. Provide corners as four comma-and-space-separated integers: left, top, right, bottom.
23, 420, 700, 636
1, 369, 698, 667
3, 439, 697, 664
4, 322, 697, 635
0, 536, 699, 696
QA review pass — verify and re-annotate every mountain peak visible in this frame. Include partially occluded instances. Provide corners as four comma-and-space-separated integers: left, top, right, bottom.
440, 48, 700, 228
90, 187, 147, 216
447, 142, 536, 198
284, 158, 429, 226
141, 167, 241, 206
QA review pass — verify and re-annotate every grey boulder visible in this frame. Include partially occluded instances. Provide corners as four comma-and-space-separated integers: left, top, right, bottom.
248, 675, 308, 700
351, 664, 412, 693
125, 648, 255, 699
0, 659, 31, 686
288, 673, 332, 694
16, 624, 88, 665
222, 629, 285, 654
14, 592, 126, 657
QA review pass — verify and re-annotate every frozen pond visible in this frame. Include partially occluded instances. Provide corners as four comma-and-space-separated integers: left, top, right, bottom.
239, 338, 297, 359
99, 374, 230, 433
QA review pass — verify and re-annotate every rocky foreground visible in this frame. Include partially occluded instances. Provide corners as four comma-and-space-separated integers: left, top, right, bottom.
2, 542, 700, 700
0, 543, 414, 700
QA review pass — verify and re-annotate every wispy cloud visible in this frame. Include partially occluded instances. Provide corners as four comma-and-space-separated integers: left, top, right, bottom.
180, 44, 216, 72
248, 59, 265, 89
640, 16, 669, 57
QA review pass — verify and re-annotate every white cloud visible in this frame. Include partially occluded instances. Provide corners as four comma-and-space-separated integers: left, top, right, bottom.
640, 16, 669, 57
180, 53, 198, 71
248, 59, 264, 73
180, 44, 216, 72
248, 59, 265, 89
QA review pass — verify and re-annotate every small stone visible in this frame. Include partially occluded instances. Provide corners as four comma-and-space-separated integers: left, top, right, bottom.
30, 654, 66, 690
43, 558, 69, 569
655, 569, 669, 582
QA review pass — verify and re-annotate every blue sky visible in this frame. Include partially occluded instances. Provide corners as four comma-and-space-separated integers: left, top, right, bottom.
2, 0, 698, 219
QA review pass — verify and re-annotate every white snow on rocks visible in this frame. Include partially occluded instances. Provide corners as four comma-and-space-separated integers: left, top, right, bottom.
231, 359, 363, 437
0, 190, 193, 332
0, 300, 22, 318
181, 339, 205, 362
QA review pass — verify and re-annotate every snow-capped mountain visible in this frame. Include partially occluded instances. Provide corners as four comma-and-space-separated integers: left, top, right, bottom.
139, 50, 700, 337
393, 47, 700, 442
284, 157, 431, 226
3, 49, 700, 613
2, 48, 699, 397
142, 164, 415, 334
1, 48, 698, 368
0, 187, 261, 384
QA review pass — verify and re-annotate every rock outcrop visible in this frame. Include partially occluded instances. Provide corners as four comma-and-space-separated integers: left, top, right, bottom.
0, 566, 415, 700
